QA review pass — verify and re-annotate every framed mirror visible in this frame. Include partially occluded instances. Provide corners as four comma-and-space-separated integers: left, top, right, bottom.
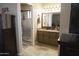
42, 12, 60, 30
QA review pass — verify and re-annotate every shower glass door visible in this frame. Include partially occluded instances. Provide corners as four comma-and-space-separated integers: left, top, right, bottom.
21, 10, 32, 46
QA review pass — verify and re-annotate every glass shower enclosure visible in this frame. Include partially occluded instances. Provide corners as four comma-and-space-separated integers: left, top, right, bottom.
21, 9, 32, 47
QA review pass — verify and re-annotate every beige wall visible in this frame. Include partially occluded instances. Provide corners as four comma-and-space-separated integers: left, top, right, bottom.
31, 4, 42, 45
60, 3, 71, 35
21, 3, 32, 10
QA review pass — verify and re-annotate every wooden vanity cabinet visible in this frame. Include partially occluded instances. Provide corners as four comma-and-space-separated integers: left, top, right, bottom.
36, 30, 59, 46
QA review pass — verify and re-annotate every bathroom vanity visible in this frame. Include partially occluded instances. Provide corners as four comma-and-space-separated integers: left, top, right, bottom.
36, 29, 59, 46
36, 12, 60, 46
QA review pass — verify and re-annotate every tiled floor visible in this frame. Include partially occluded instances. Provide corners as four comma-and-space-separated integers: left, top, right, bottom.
22, 35, 32, 48
21, 44, 58, 56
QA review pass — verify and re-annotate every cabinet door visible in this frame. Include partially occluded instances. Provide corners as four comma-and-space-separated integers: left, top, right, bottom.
49, 32, 59, 46
43, 31, 49, 44
37, 31, 44, 43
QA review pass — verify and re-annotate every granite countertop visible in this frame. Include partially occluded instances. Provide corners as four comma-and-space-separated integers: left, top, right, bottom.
37, 29, 59, 33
